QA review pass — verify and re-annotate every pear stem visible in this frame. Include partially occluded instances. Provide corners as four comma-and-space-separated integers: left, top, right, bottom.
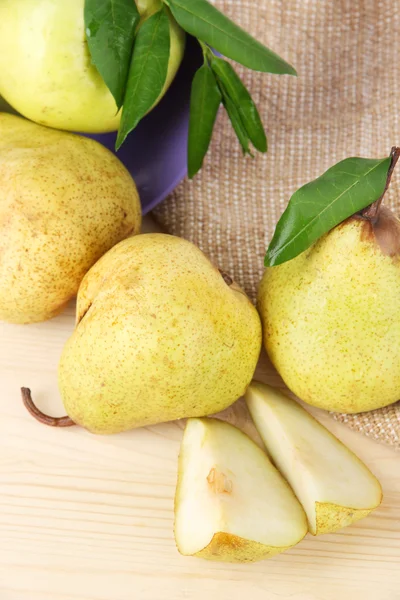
362, 146, 400, 223
219, 270, 233, 286
21, 387, 75, 427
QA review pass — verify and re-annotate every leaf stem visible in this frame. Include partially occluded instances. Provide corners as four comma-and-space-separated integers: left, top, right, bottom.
362, 147, 400, 223
198, 39, 214, 65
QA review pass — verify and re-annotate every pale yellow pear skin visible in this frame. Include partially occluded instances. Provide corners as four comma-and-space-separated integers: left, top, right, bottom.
58, 234, 262, 433
0, 0, 185, 133
245, 382, 383, 536
258, 215, 400, 413
0, 113, 141, 324
174, 418, 307, 562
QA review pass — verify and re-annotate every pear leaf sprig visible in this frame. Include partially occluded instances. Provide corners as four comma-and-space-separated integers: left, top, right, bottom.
265, 148, 400, 267
84, 0, 296, 178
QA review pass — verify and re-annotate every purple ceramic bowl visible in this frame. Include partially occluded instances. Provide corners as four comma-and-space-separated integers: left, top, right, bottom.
87, 38, 202, 215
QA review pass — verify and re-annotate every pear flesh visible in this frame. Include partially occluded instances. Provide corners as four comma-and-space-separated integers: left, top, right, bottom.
0, 114, 141, 324
258, 210, 400, 413
0, 0, 185, 133
245, 382, 383, 535
57, 234, 262, 433
174, 418, 308, 562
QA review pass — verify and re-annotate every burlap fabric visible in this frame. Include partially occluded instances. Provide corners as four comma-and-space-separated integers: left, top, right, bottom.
153, 0, 400, 449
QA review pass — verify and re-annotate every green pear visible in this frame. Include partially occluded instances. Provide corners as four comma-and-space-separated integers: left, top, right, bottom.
174, 418, 307, 562
23, 234, 261, 433
245, 382, 383, 535
0, 113, 141, 324
0, 0, 185, 133
258, 207, 400, 413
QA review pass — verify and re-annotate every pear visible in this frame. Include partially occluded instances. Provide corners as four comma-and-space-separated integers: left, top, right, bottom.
0, 113, 141, 324
258, 205, 400, 413
174, 417, 307, 562
23, 234, 261, 432
0, 0, 185, 133
245, 382, 383, 535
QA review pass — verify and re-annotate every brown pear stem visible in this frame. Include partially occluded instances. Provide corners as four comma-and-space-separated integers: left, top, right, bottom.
219, 270, 233, 286
362, 146, 400, 223
21, 387, 75, 427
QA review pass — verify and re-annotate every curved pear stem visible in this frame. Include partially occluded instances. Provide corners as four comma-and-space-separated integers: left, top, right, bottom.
362, 147, 400, 223
219, 270, 233, 286
21, 387, 75, 427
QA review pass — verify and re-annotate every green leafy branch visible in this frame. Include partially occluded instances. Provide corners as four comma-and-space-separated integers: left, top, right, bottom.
85, 0, 296, 178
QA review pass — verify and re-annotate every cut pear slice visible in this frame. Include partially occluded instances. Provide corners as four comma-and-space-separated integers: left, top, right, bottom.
245, 382, 383, 535
174, 417, 307, 562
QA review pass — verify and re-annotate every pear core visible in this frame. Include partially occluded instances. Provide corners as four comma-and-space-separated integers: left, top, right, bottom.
174, 418, 307, 562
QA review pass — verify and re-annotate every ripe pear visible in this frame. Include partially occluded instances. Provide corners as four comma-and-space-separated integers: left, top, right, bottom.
245, 382, 383, 535
22, 234, 262, 432
174, 418, 307, 562
0, 113, 141, 324
0, 0, 185, 133
258, 207, 400, 413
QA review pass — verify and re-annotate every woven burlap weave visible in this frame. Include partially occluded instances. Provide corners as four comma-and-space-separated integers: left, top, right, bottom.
154, 0, 400, 449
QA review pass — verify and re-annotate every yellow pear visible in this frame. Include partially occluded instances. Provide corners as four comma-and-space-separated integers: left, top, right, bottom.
0, 0, 185, 133
245, 382, 383, 535
258, 207, 400, 413
174, 418, 307, 562
0, 113, 141, 324
23, 234, 261, 432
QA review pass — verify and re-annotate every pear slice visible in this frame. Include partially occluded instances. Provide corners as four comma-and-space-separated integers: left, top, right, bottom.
174, 417, 307, 562
245, 382, 383, 536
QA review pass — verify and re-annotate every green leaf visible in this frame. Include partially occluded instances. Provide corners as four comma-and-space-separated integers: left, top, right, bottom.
165, 0, 296, 75
265, 155, 392, 267
84, 0, 140, 109
221, 92, 251, 156
188, 64, 222, 179
116, 7, 170, 149
211, 57, 267, 153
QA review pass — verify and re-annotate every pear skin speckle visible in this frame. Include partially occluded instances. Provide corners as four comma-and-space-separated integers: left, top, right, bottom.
0, 114, 141, 324
314, 501, 377, 536
258, 217, 400, 413
58, 234, 262, 433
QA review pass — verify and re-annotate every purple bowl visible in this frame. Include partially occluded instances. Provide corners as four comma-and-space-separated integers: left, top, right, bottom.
88, 38, 202, 215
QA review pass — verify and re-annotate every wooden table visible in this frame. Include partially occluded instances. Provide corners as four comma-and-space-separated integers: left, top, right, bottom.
1, 218, 399, 600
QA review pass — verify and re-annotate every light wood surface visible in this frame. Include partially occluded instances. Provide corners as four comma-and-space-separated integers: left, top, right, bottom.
1, 218, 399, 600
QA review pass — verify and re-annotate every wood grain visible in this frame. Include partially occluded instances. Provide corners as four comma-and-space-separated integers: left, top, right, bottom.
0, 218, 399, 600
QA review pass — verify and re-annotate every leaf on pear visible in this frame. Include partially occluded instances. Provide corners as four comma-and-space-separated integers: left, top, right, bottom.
188, 64, 222, 179
265, 155, 392, 267
84, 0, 140, 109
165, 0, 296, 75
211, 57, 267, 153
116, 6, 170, 149
221, 91, 251, 156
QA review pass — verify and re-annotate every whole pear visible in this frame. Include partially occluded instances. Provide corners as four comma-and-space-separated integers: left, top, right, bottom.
0, 113, 141, 324
0, 0, 185, 133
258, 206, 400, 413
51, 234, 261, 433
